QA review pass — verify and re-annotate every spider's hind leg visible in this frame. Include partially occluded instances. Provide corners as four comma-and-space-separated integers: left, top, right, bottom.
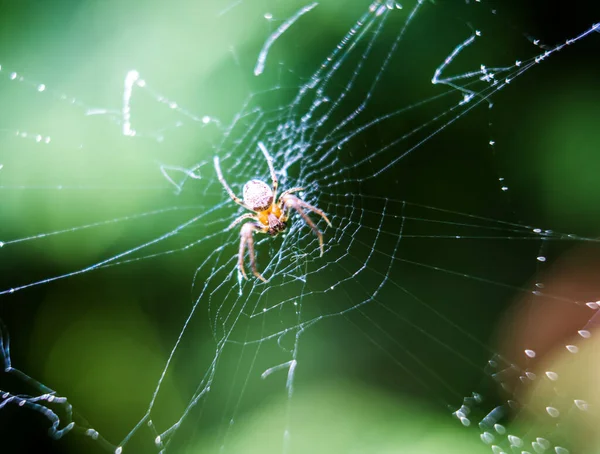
283, 194, 332, 228
282, 195, 330, 257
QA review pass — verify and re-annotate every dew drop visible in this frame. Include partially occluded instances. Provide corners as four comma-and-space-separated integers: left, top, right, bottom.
578, 330, 591, 338
546, 406, 560, 417
537, 256, 546, 262
494, 423, 505, 434
155, 435, 161, 445
115, 447, 123, 454
586, 301, 599, 310
525, 349, 536, 358
491, 446, 504, 454
202, 116, 211, 124
555, 447, 570, 454
508, 435, 523, 447
566, 344, 579, 353
574, 399, 589, 411
532, 441, 545, 453
460, 416, 470, 426
480, 431, 494, 444
536, 438, 550, 450
37, 84, 46, 92
545, 371, 559, 381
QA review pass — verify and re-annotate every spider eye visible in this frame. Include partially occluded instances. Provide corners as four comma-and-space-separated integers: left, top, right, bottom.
243, 180, 273, 211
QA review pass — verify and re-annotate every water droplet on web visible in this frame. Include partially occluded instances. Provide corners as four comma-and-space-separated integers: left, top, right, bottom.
555, 447, 570, 454
566, 344, 578, 353
545, 371, 558, 381
574, 399, 589, 411
578, 329, 591, 338
546, 406, 560, 417
155, 435, 161, 445
493, 423, 505, 434
459, 416, 470, 426
536, 437, 550, 450
202, 116, 211, 124
264, 12, 273, 20
37, 84, 46, 92
532, 441, 546, 453
586, 301, 599, 310
508, 435, 522, 447
480, 431, 494, 444
524, 349, 536, 358
536, 256, 546, 262
525, 371, 536, 380
86, 429, 99, 440
115, 447, 123, 454
0, 242, 4, 248
491, 446, 503, 454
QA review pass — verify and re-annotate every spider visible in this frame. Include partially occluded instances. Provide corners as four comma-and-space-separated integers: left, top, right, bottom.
214, 142, 331, 282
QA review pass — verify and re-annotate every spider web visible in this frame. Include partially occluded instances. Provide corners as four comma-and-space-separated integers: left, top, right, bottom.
0, 1, 599, 453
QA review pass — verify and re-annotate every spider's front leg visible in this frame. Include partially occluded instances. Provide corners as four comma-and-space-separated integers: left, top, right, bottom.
239, 222, 268, 283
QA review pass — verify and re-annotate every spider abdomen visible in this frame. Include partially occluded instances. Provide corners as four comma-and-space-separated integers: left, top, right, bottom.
243, 180, 273, 211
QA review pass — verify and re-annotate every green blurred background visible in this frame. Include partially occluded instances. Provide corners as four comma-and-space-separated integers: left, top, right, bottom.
0, 1, 599, 453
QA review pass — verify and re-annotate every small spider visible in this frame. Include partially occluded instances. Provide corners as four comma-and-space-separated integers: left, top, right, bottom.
214, 142, 331, 282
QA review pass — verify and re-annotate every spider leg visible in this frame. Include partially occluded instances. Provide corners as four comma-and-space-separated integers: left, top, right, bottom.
239, 222, 268, 282
228, 213, 259, 230
283, 196, 328, 257
278, 187, 304, 202
214, 156, 253, 211
258, 141, 278, 200
282, 194, 332, 227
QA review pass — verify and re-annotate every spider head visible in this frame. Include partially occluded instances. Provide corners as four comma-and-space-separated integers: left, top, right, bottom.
243, 180, 273, 211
